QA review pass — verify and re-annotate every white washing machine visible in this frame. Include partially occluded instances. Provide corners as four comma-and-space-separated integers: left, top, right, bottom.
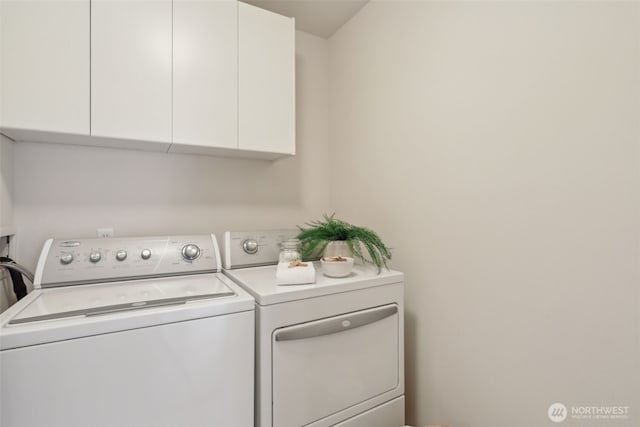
222, 230, 405, 427
0, 234, 254, 427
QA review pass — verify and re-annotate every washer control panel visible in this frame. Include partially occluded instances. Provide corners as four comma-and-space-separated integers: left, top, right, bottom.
223, 229, 298, 269
39, 235, 220, 288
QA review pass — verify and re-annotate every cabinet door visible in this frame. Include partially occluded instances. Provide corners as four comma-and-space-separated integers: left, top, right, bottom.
239, 2, 295, 155
91, 0, 172, 143
173, 0, 237, 151
0, 0, 89, 134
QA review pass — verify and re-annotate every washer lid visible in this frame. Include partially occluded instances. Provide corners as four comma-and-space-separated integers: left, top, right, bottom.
0, 274, 255, 350
10, 274, 235, 325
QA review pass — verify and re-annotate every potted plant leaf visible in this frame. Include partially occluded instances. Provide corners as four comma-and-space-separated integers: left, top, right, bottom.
296, 214, 392, 273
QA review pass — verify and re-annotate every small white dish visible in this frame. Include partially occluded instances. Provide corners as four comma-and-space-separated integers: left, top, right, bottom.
320, 256, 354, 278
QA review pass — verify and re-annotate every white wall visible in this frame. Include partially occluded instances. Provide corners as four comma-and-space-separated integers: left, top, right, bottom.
6, 29, 330, 280
329, 2, 640, 426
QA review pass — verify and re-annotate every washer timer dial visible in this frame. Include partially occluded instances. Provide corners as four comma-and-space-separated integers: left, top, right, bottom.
181, 244, 201, 261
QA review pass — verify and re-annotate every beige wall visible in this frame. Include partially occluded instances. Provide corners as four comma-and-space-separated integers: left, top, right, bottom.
329, 1, 640, 426
5, 30, 330, 282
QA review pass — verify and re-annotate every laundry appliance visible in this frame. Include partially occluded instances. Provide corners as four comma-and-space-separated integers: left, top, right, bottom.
223, 230, 405, 427
0, 234, 254, 427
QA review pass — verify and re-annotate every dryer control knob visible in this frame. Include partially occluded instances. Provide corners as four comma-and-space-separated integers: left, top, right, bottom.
140, 249, 152, 260
242, 239, 258, 254
60, 253, 74, 265
182, 244, 201, 261
89, 251, 101, 263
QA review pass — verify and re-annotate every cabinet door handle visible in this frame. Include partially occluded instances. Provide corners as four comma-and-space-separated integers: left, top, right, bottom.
274, 304, 397, 342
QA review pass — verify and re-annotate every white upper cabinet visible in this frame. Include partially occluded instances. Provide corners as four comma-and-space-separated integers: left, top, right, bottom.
172, 0, 238, 152
0, 0, 89, 135
0, 0, 295, 160
239, 2, 295, 155
91, 0, 172, 143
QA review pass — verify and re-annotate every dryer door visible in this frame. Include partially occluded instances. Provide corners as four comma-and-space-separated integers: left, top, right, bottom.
271, 304, 399, 427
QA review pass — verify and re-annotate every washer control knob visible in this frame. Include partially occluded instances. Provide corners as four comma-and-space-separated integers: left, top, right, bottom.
182, 244, 201, 261
89, 251, 101, 263
115, 250, 127, 261
242, 239, 259, 254
140, 249, 152, 260
60, 253, 74, 265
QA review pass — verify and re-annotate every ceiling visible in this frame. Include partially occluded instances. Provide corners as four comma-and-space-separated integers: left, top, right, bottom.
242, 0, 369, 39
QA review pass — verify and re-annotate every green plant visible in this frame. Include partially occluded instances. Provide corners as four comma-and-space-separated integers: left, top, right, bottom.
297, 214, 392, 273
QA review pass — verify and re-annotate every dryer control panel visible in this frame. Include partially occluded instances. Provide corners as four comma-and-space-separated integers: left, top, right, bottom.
222, 229, 298, 269
37, 235, 221, 288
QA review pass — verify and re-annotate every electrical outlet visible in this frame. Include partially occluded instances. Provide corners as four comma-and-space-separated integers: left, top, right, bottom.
96, 228, 114, 238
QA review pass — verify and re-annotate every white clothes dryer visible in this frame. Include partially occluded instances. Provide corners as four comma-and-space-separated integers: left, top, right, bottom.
0, 234, 254, 427
223, 230, 405, 427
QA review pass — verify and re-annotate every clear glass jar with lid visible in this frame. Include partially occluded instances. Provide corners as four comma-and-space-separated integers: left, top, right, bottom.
279, 238, 301, 263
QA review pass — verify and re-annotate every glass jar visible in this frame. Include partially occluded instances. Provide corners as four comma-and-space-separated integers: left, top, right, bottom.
279, 238, 301, 263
